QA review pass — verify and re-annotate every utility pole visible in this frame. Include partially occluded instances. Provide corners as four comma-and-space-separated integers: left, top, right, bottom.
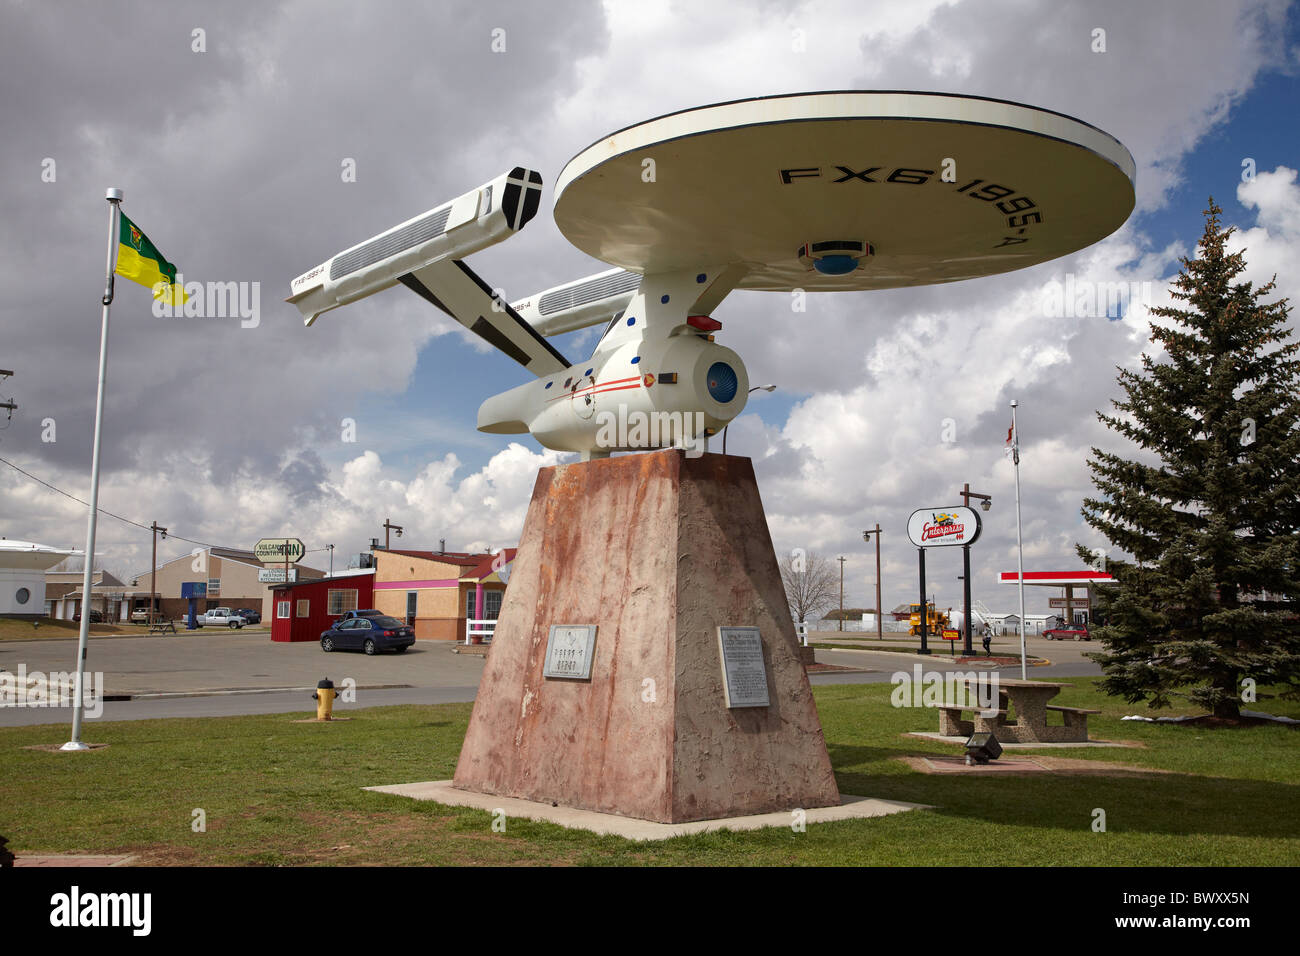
862, 524, 883, 640
382, 518, 404, 551
0, 369, 15, 422
1011, 400, 1028, 680
837, 555, 846, 632
149, 522, 167, 622
328, 544, 334, 577
958, 483, 992, 657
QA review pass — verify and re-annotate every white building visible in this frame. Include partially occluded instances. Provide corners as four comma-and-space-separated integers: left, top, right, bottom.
0, 540, 80, 619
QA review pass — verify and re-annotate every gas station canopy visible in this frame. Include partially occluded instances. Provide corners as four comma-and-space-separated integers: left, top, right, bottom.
1000, 571, 1115, 586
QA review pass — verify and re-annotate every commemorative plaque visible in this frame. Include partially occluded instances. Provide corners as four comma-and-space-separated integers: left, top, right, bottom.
717, 626, 770, 708
543, 624, 597, 680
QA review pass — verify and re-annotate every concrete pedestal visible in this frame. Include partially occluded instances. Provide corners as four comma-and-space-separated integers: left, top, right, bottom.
452, 450, 840, 823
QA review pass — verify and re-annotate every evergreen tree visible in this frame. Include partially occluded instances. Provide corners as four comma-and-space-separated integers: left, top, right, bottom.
1079, 200, 1300, 718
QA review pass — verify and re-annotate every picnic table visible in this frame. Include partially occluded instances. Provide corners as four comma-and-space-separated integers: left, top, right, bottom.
938, 678, 1100, 743
148, 618, 176, 635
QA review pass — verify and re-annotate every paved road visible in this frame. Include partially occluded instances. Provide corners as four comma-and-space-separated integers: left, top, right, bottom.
0, 629, 1103, 726
806, 632, 1105, 683
0, 631, 487, 726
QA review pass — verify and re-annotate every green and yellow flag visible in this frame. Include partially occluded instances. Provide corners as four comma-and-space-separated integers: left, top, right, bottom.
114, 212, 186, 305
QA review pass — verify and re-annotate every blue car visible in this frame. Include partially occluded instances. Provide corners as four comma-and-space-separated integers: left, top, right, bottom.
320, 615, 415, 655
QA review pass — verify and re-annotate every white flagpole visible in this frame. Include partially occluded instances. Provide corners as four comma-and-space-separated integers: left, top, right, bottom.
1011, 399, 1028, 680
62, 187, 122, 751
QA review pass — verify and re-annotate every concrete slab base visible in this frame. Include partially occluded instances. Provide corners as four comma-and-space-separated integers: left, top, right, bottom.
365, 780, 928, 841
900, 755, 1054, 774
905, 731, 1140, 748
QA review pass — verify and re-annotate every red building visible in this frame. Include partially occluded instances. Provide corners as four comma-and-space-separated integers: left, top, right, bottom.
269, 569, 374, 643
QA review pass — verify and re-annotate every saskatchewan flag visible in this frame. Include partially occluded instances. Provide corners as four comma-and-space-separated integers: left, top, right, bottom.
114, 212, 186, 305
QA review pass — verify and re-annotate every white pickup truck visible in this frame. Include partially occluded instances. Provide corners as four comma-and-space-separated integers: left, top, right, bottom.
197, 608, 246, 629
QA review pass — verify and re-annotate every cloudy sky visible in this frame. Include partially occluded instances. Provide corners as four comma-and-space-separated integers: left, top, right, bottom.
1, 0, 1297, 616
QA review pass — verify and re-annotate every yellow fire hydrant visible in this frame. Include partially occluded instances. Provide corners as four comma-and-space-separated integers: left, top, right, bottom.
312, 678, 337, 721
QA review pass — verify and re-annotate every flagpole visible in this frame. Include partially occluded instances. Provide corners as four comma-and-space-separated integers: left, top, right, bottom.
1011, 398, 1028, 680
62, 187, 121, 751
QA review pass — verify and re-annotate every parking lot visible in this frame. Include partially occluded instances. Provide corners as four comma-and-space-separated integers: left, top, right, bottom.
0, 630, 489, 725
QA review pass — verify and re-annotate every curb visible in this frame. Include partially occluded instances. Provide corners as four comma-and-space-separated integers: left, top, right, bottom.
105, 682, 415, 701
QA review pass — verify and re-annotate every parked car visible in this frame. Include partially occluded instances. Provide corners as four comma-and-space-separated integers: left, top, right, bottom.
200, 608, 246, 629
1044, 623, 1091, 641
337, 609, 387, 622
73, 609, 103, 623
235, 607, 261, 624
320, 615, 415, 655
130, 607, 152, 623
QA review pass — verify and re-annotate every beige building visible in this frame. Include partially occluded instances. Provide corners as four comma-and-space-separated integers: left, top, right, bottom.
46, 569, 149, 622
136, 546, 325, 620
373, 548, 514, 641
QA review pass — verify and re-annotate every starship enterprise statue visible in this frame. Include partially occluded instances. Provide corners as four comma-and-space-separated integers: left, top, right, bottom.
290, 92, 1134, 824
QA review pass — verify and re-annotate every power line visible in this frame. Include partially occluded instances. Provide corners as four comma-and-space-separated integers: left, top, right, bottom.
0, 453, 238, 552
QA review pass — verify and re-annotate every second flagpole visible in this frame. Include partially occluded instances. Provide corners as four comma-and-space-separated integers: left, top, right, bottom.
1011, 398, 1028, 681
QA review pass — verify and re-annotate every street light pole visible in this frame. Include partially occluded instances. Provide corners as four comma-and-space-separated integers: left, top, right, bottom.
863, 524, 882, 640
958, 483, 992, 658
1011, 400, 1028, 680
383, 518, 404, 551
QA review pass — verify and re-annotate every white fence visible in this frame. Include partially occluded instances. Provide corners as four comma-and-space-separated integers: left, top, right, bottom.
465, 618, 496, 644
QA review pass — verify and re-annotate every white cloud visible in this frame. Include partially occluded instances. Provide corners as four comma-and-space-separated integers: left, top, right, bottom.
3, 0, 1296, 617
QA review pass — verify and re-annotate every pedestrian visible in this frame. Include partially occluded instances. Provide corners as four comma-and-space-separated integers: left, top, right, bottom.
982, 631, 992, 657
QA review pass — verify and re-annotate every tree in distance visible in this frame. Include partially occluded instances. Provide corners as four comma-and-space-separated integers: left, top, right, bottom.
780, 549, 840, 627
1079, 199, 1300, 719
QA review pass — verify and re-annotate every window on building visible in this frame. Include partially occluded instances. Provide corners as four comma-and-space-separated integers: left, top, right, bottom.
327, 589, 359, 615
405, 592, 418, 625
208, 577, 221, 596
277, 601, 290, 619
15, 587, 30, 605
296, 599, 310, 618
465, 589, 503, 620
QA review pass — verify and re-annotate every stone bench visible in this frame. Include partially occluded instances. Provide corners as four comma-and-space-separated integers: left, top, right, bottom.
1045, 704, 1100, 735
938, 705, 1007, 738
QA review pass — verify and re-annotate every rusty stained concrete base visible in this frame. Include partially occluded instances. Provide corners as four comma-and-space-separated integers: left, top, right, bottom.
453, 450, 841, 824
368, 780, 927, 841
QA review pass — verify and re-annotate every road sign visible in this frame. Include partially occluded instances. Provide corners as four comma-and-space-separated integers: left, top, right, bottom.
258, 567, 298, 584
254, 538, 305, 564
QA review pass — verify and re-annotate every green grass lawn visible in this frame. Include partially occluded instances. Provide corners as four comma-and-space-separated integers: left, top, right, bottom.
2, 679, 1296, 865
0, 617, 130, 641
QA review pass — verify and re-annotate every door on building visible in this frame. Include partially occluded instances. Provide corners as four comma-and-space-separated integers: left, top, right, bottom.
405, 591, 417, 626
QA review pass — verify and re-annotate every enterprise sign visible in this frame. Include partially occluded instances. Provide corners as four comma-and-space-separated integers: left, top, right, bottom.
906, 506, 982, 548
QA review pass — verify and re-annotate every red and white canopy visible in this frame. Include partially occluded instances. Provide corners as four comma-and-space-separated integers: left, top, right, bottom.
1000, 570, 1115, 587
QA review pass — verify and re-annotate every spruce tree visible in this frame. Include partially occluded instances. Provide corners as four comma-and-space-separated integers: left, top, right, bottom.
1079, 199, 1300, 719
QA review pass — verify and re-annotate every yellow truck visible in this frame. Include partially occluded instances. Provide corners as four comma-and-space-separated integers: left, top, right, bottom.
908, 602, 951, 636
